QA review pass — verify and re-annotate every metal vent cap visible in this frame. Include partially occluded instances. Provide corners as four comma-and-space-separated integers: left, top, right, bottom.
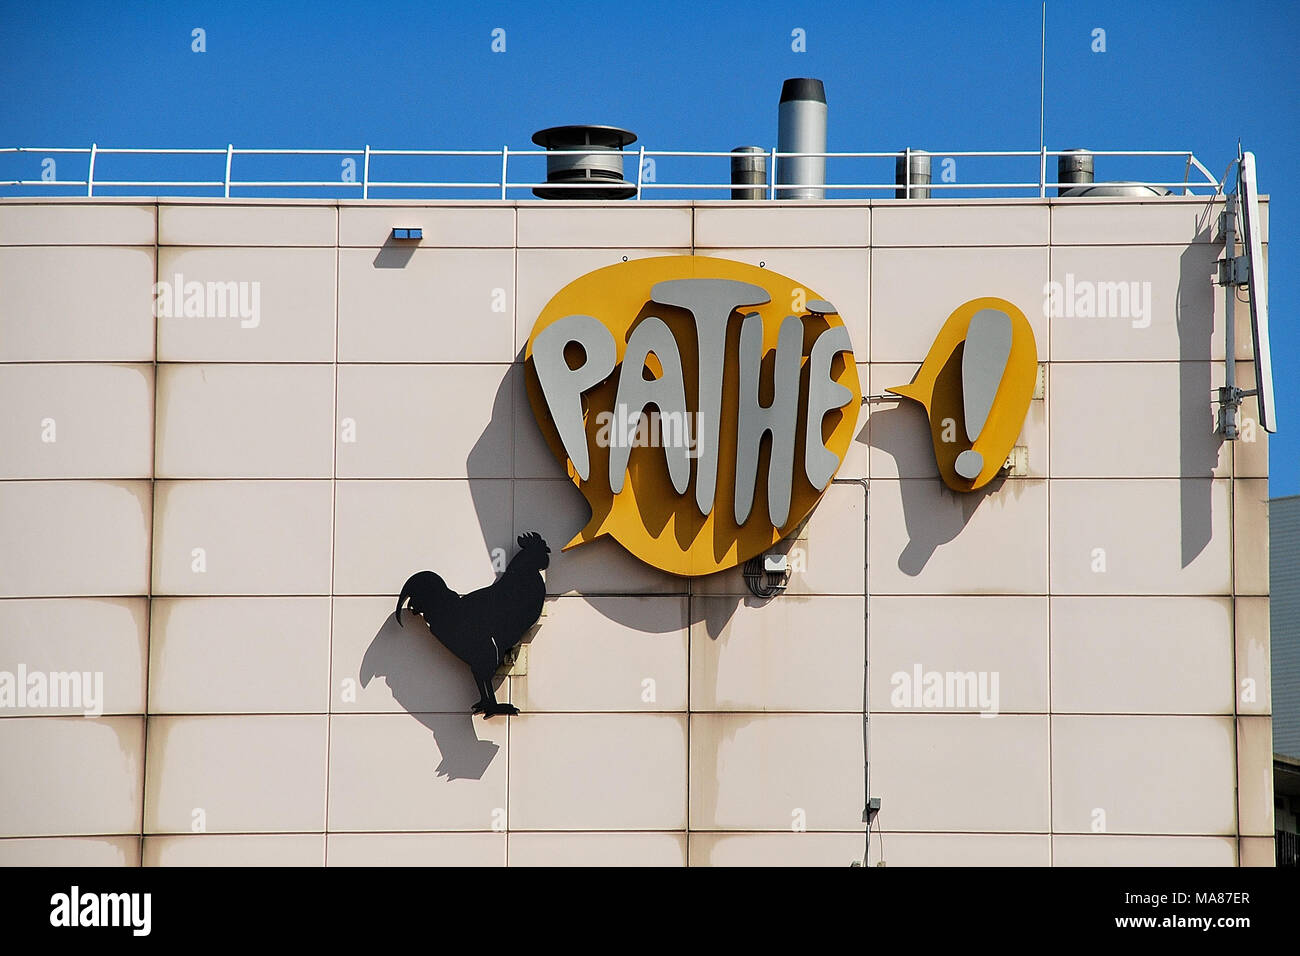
531, 124, 637, 200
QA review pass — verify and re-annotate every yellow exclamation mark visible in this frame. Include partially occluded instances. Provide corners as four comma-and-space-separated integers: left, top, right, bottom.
887, 297, 1038, 492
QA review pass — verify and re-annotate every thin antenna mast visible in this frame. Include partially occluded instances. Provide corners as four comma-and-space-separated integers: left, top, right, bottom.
1038, 2, 1046, 196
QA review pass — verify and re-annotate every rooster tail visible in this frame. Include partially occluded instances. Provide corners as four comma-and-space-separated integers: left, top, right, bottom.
396, 574, 415, 625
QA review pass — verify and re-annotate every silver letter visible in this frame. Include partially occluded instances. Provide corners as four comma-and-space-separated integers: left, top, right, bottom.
608, 316, 692, 495
735, 313, 803, 526
804, 324, 854, 489
531, 315, 617, 481
650, 278, 771, 515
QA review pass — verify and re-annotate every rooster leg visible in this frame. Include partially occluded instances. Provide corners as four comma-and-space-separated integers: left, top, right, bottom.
473, 675, 519, 718
470, 678, 493, 714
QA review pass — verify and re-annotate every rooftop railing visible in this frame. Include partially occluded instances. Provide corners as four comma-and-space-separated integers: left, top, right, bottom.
0, 145, 1223, 200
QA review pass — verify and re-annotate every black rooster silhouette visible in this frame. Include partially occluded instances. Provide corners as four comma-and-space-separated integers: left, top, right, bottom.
396, 532, 550, 718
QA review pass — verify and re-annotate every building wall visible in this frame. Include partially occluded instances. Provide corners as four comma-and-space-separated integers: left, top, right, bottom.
0, 197, 1274, 866
1272, 496, 1300, 761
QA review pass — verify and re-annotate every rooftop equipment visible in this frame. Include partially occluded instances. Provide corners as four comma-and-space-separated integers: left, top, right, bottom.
1057, 148, 1172, 197
531, 125, 637, 200
776, 78, 827, 199
730, 146, 766, 200
895, 149, 931, 199
1057, 149, 1094, 195
1061, 182, 1173, 197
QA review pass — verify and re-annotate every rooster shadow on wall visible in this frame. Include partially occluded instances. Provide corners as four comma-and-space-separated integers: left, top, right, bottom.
359, 533, 550, 779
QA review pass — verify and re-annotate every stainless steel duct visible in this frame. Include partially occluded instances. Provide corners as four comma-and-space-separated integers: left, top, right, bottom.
895, 149, 931, 199
776, 78, 826, 199
730, 146, 766, 200
1057, 149, 1094, 196
531, 125, 638, 200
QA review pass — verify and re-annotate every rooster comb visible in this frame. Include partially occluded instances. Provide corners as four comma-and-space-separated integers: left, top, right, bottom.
517, 531, 550, 552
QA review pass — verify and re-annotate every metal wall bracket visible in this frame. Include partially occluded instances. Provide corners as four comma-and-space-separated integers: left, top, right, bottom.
496, 643, 528, 677
1216, 386, 1251, 439
1217, 255, 1249, 287
1002, 445, 1030, 476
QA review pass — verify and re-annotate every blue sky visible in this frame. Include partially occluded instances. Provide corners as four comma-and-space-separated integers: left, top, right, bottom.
2, 0, 1296, 491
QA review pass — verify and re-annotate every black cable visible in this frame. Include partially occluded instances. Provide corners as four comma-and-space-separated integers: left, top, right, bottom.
742, 556, 788, 598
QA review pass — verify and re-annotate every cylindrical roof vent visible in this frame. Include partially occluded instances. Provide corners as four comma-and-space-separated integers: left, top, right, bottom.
895, 149, 931, 199
531, 125, 638, 200
1057, 149, 1094, 196
776, 78, 827, 199
731, 146, 766, 200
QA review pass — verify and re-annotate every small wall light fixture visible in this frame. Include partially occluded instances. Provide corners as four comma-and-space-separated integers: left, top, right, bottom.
391, 227, 423, 240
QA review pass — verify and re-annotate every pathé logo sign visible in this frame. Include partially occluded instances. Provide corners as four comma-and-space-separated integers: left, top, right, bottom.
525, 256, 861, 576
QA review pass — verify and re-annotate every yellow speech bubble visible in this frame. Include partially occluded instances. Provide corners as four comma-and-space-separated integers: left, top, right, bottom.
524, 256, 862, 576
887, 296, 1037, 491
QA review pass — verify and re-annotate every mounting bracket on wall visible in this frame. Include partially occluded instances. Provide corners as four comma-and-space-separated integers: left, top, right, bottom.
1002, 445, 1030, 476
496, 643, 528, 677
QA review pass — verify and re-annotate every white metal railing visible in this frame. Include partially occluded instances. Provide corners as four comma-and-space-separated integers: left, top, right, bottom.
0, 145, 1223, 199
